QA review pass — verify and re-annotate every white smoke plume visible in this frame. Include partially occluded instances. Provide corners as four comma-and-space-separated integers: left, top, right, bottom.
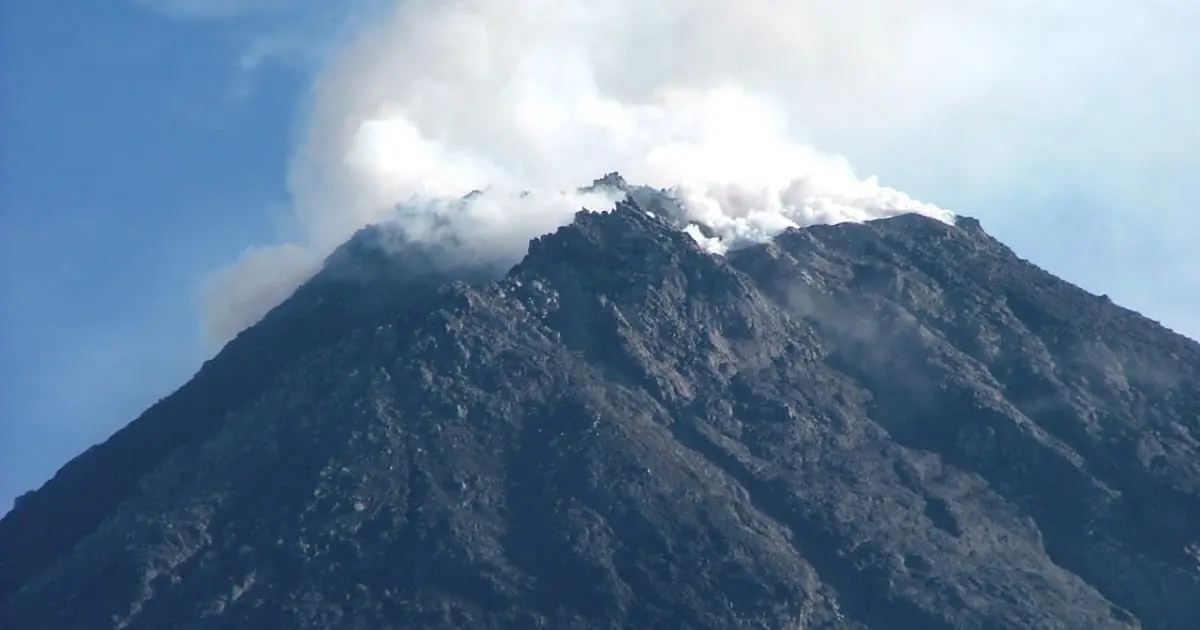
205, 0, 1198, 346
201, 244, 323, 347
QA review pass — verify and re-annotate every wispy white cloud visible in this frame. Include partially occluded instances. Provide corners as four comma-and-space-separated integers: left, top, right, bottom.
133, 0, 309, 21
138, 0, 372, 129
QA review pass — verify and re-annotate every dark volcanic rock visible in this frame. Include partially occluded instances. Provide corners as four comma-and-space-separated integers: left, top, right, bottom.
2, 189, 1198, 630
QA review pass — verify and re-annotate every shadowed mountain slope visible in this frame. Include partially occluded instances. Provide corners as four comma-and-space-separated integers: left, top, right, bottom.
3, 186, 1198, 629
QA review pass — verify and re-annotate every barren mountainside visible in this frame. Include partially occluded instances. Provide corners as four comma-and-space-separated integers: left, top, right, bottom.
3, 181, 1199, 629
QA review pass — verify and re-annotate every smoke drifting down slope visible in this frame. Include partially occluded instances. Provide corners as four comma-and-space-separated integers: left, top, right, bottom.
204, 0, 961, 346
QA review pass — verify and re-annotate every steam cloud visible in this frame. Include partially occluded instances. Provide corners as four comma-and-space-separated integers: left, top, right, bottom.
205, 0, 1044, 346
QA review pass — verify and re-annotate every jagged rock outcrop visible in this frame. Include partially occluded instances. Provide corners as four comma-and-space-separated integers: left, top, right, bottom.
2, 184, 1198, 629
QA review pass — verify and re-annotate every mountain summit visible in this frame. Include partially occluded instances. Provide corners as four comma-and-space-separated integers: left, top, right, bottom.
3, 181, 1199, 629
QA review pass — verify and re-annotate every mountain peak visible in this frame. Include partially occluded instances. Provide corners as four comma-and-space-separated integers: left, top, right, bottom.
583, 170, 630, 193
520, 198, 691, 264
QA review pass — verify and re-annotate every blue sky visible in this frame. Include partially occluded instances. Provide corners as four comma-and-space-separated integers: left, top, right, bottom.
2, 0, 1198, 514
1, 1, 304, 509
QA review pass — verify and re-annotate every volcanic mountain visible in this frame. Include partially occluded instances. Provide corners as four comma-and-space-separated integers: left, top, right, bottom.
2, 179, 1198, 629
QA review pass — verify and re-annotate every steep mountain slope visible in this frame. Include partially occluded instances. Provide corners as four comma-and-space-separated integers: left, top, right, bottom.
0, 221, 507, 602
3, 186, 1198, 629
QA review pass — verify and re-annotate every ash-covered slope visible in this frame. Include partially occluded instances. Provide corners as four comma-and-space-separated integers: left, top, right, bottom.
3, 187, 1199, 629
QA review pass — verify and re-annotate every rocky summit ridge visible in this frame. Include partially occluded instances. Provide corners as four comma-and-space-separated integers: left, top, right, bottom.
2, 180, 1199, 629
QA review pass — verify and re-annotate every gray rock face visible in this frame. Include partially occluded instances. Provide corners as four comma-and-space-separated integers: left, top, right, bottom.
3, 187, 1198, 629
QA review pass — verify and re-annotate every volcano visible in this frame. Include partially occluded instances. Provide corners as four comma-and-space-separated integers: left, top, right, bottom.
3, 180, 1198, 629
